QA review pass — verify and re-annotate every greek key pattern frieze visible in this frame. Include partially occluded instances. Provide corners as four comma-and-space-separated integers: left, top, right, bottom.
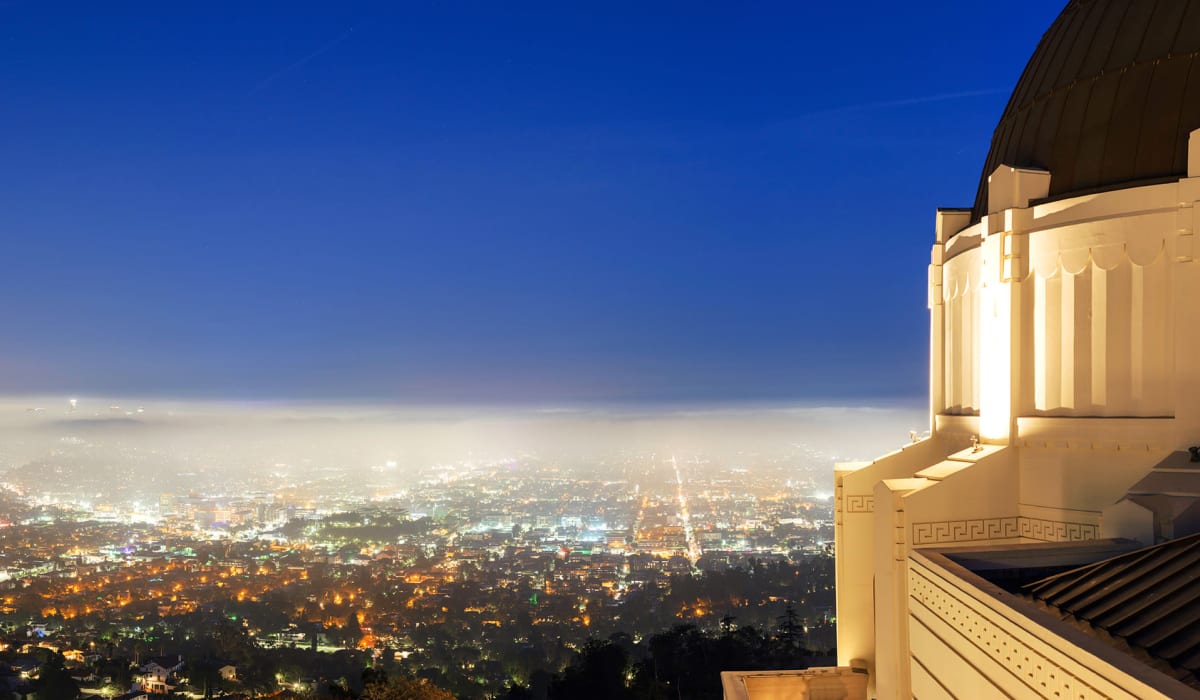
912, 517, 1018, 545
845, 495, 874, 513
1019, 517, 1097, 543
910, 566, 1107, 699
911, 516, 1097, 545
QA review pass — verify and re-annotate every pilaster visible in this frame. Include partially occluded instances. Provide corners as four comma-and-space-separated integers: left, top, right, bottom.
932, 209, 971, 432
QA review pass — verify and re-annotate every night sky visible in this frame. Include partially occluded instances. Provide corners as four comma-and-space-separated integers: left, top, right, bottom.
0, 2, 1063, 403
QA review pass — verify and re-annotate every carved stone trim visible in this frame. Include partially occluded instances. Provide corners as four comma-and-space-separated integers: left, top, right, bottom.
909, 565, 1105, 699
1018, 517, 1098, 543
845, 495, 874, 513
912, 517, 1019, 545
910, 516, 1097, 546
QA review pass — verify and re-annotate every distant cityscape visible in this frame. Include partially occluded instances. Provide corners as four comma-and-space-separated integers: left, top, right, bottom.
0, 400, 864, 698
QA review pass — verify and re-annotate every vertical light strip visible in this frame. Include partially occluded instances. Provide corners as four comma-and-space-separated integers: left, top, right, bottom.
950, 294, 960, 410
1108, 263, 1133, 410
961, 290, 972, 411
1061, 270, 1075, 410
971, 287, 981, 411
1075, 267, 1092, 409
1131, 263, 1145, 403
940, 294, 950, 410
1092, 265, 1107, 407
1046, 274, 1062, 411
1034, 273, 1047, 410
1138, 255, 1170, 415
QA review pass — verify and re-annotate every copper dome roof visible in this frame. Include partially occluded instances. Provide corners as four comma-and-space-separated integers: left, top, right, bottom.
972, 0, 1200, 222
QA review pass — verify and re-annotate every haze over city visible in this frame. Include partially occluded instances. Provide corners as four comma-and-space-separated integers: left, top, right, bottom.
0, 397, 925, 499
4, 398, 925, 459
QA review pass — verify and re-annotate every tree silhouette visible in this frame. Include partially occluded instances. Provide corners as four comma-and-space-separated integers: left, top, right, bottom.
360, 676, 455, 700
34, 654, 80, 700
343, 610, 363, 648
548, 639, 634, 700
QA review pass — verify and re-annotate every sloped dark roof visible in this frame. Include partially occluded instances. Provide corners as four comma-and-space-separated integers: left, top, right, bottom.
1025, 532, 1200, 685
143, 655, 183, 671
971, 0, 1200, 222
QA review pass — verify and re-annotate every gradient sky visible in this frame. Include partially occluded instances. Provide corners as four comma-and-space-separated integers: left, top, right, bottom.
0, 1, 1063, 403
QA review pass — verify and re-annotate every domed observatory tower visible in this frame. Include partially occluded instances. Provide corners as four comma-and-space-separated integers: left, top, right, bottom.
828, 1, 1200, 699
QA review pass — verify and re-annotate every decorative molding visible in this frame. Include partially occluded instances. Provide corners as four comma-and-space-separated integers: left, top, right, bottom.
911, 516, 1096, 546
845, 495, 874, 513
913, 517, 1019, 545
909, 565, 1103, 699
1019, 517, 1098, 543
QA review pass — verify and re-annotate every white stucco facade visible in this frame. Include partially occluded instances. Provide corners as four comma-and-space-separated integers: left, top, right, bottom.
829, 131, 1200, 699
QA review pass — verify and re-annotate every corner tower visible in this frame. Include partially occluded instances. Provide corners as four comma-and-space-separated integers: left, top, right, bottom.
833, 1, 1200, 698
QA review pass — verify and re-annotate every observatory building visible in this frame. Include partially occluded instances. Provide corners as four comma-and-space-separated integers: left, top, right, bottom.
726, 1, 1200, 699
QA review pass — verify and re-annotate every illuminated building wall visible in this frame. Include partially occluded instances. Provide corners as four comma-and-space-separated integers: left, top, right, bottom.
825, 1, 1200, 698
832, 153, 1200, 700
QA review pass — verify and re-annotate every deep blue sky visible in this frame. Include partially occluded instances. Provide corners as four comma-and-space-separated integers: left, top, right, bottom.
0, 1, 1063, 403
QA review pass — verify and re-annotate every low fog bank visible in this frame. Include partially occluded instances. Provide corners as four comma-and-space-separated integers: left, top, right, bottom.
0, 397, 927, 493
